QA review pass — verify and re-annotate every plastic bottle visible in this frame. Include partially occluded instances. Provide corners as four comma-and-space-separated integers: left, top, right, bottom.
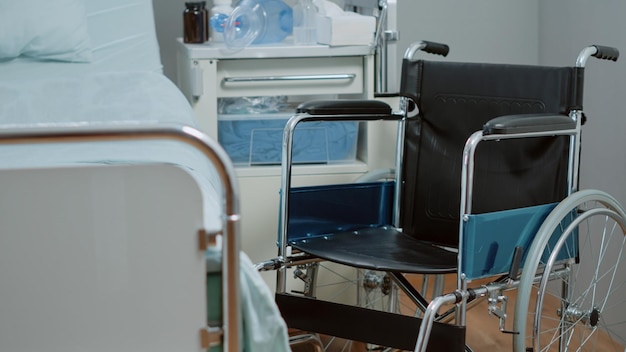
209, 0, 234, 43
293, 0, 317, 45
183, 2, 209, 43
223, 0, 293, 49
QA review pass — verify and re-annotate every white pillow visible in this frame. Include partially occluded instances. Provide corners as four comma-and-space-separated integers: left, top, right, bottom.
0, 0, 92, 62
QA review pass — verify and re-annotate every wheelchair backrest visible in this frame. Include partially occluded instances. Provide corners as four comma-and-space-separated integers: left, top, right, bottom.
399, 60, 581, 247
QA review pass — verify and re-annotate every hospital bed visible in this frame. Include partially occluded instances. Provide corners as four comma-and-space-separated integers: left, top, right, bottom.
0, 1, 289, 351
264, 40, 624, 351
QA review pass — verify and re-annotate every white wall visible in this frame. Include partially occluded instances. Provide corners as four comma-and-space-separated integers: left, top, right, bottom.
538, 1, 626, 203
538, 2, 626, 341
152, 0, 187, 81
396, 0, 539, 81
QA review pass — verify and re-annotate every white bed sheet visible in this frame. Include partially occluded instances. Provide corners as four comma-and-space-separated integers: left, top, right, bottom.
0, 70, 223, 232
0, 70, 186, 124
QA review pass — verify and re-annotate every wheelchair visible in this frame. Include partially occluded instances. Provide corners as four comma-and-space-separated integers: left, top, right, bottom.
260, 40, 623, 351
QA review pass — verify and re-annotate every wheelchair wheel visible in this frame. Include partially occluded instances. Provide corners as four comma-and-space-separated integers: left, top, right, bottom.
513, 189, 626, 351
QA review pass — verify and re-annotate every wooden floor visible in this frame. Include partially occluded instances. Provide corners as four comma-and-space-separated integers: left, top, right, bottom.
291, 273, 623, 352
415, 274, 623, 351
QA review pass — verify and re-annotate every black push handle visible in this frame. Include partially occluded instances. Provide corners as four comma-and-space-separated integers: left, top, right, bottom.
593, 45, 619, 61
421, 40, 450, 57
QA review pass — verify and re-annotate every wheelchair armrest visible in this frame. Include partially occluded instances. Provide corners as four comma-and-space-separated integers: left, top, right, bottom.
483, 113, 576, 135
295, 99, 399, 121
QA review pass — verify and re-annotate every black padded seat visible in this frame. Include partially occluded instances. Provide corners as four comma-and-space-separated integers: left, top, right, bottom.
290, 226, 457, 274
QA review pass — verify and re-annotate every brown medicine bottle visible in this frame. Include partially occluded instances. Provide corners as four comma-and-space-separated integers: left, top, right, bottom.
183, 2, 208, 43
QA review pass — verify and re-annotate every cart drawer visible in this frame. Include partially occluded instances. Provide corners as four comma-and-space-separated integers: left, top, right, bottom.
216, 56, 365, 97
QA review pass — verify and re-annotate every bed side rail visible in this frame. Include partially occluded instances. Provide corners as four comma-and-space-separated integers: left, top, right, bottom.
0, 123, 241, 351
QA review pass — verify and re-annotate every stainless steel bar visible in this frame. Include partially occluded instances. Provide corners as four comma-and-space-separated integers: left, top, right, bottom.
576, 46, 597, 68
414, 292, 460, 352
277, 114, 308, 293
374, 0, 388, 93
568, 110, 583, 194
404, 40, 427, 61
223, 73, 356, 83
0, 123, 241, 352
393, 98, 409, 228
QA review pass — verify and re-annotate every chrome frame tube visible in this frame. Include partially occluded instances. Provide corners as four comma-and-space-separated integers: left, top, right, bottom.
404, 41, 428, 61
374, 0, 388, 93
223, 73, 356, 83
576, 46, 598, 68
414, 292, 461, 352
389, 272, 429, 313
433, 274, 445, 299
393, 100, 408, 227
0, 123, 241, 352
277, 114, 306, 293
568, 110, 583, 194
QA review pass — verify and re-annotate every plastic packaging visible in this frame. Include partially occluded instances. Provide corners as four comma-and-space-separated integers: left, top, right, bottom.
218, 96, 290, 114
209, 0, 234, 43
293, 0, 317, 45
183, 2, 208, 43
223, 0, 293, 49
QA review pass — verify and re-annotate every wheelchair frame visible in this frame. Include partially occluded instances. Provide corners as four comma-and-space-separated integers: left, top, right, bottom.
268, 41, 623, 352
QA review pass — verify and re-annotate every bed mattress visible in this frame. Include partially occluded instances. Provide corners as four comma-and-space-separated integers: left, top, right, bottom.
0, 70, 223, 232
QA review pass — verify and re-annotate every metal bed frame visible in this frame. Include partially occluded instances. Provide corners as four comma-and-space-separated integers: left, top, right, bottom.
0, 124, 241, 351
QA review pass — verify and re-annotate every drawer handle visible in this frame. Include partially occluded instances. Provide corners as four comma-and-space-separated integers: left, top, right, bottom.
223, 74, 356, 83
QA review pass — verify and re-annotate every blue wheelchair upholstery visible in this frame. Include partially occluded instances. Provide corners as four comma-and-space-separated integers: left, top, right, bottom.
286, 181, 394, 242
462, 203, 558, 279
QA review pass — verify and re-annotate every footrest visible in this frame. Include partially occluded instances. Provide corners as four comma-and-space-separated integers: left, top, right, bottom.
276, 293, 466, 352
